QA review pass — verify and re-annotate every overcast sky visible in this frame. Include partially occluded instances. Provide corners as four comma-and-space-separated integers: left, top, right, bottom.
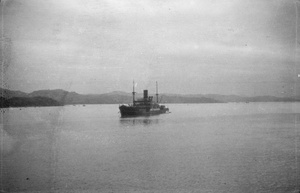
1, 0, 300, 96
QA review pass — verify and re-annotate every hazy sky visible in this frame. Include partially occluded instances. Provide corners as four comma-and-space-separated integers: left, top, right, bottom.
1, 0, 300, 96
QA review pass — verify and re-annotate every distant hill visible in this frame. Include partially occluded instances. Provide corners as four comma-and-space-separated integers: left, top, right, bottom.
184, 94, 300, 103
159, 94, 220, 103
0, 87, 299, 107
0, 88, 62, 107
0, 88, 28, 98
29, 89, 82, 104
28, 90, 132, 104
0, 96, 62, 108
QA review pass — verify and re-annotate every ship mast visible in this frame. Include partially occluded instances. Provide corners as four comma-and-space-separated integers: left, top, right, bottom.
132, 80, 136, 104
156, 81, 159, 103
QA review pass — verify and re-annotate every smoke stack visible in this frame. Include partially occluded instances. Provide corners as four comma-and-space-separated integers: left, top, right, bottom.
143, 90, 148, 99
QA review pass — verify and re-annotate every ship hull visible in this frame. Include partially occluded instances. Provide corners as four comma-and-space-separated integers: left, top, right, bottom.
119, 105, 169, 117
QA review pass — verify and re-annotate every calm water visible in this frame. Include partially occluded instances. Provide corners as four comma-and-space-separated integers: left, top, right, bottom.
1, 103, 300, 192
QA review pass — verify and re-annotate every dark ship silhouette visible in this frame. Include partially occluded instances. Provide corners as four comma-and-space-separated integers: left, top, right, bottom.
119, 82, 169, 117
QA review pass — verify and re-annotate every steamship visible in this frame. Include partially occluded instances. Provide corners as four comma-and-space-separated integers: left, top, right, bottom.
119, 82, 169, 117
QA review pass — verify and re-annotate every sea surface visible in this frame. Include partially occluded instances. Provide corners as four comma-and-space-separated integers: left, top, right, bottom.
1, 102, 300, 193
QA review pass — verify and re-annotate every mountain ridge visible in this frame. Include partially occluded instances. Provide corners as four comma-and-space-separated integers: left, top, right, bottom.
1, 87, 299, 107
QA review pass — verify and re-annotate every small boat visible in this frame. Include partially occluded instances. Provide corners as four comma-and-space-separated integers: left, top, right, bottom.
119, 81, 169, 117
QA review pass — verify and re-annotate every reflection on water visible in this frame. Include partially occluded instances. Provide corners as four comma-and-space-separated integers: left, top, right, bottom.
119, 117, 160, 126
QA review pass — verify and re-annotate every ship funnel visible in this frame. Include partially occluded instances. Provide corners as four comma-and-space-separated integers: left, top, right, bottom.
143, 90, 148, 99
